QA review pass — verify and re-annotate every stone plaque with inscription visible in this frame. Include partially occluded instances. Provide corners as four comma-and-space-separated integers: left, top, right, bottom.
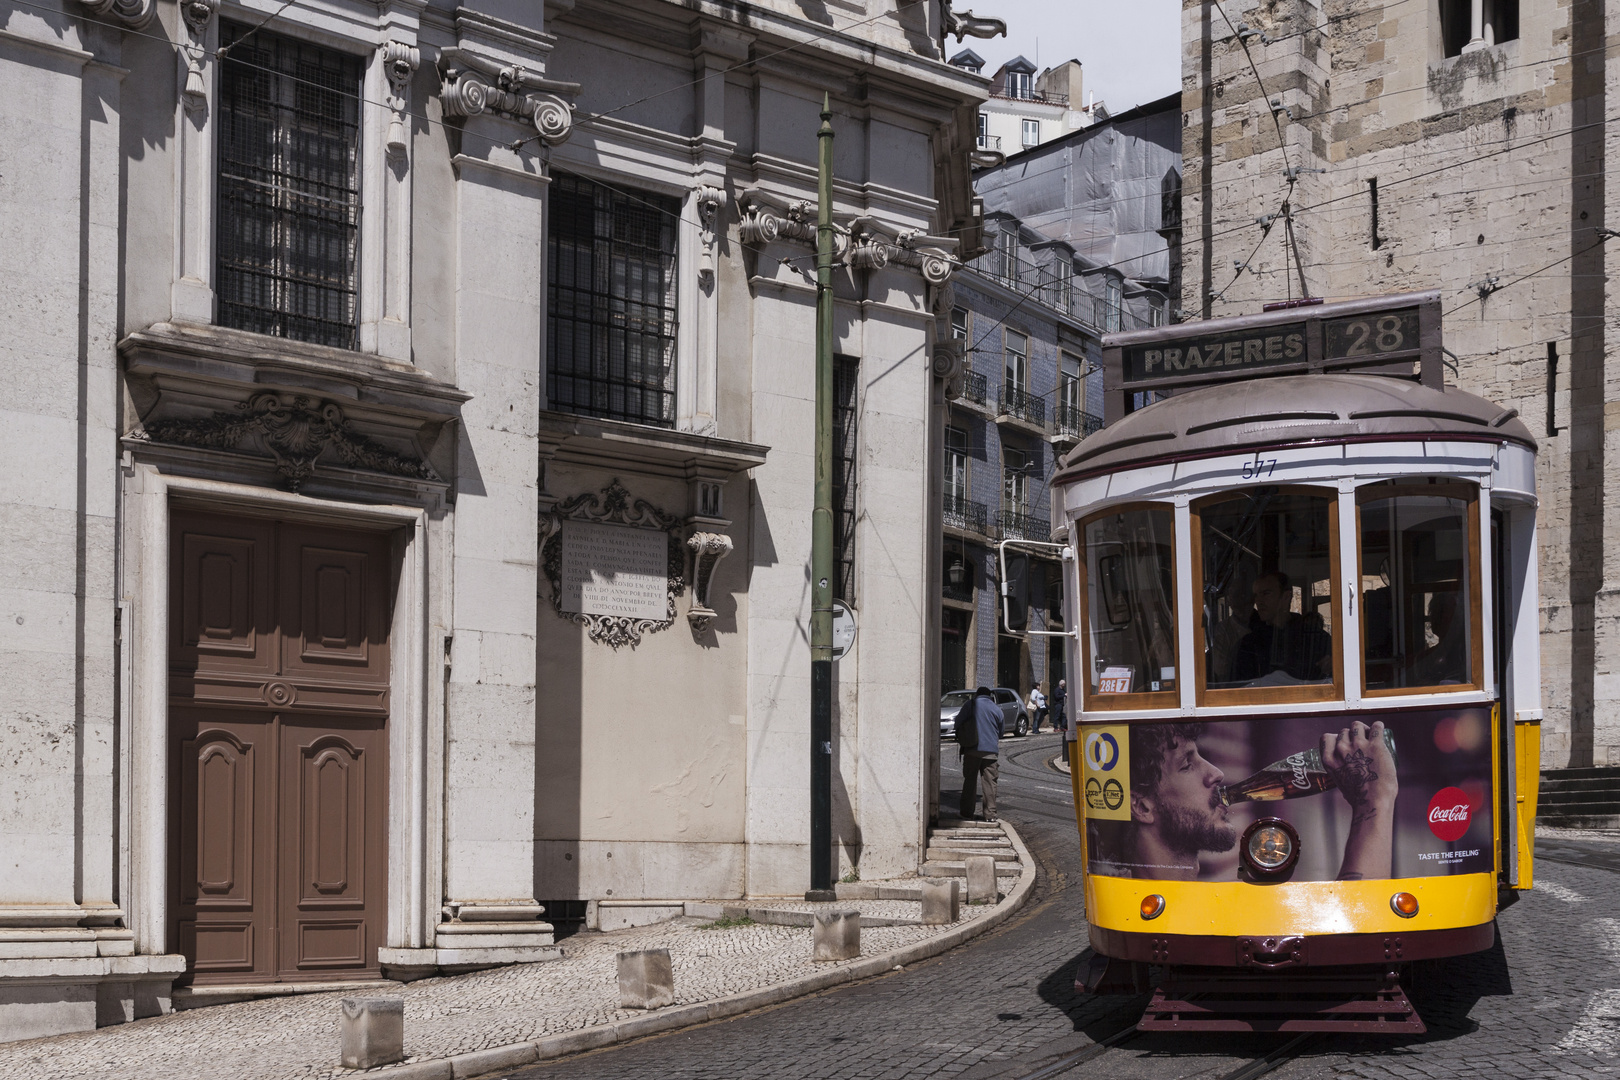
560, 521, 669, 621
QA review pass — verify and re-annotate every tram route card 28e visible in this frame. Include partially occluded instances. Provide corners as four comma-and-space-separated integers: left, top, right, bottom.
1082, 706, 1495, 883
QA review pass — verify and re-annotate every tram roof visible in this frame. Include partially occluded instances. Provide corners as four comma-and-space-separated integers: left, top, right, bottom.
1052, 373, 1537, 485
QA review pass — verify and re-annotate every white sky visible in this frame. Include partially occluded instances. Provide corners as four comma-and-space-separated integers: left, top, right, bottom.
955, 0, 1184, 114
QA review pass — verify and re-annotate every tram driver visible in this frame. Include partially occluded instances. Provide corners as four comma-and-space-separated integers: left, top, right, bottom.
1228, 570, 1332, 685
1119, 721, 1398, 881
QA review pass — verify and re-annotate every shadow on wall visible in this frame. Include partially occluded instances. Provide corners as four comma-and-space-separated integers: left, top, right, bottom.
832, 660, 863, 876
533, 565, 584, 936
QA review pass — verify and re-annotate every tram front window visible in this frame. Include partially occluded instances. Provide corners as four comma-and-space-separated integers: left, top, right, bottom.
1198, 489, 1336, 692
1082, 506, 1176, 702
1360, 490, 1476, 691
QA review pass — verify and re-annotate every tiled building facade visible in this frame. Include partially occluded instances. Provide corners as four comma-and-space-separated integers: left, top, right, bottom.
940, 97, 1182, 703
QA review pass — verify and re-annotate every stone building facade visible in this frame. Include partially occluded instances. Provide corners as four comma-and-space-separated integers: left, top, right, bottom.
0, 0, 981, 1041
1179, 0, 1619, 768
941, 101, 1180, 702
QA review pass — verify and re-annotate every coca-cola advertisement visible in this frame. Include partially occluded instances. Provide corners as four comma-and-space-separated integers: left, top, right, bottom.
1081, 706, 1494, 882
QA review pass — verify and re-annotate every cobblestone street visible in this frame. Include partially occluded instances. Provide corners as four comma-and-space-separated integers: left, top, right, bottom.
0, 888, 1004, 1080
513, 734, 1620, 1080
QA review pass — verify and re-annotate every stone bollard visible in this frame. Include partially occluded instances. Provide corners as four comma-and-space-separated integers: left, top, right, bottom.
965, 855, 999, 905
920, 878, 960, 925
340, 997, 404, 1070
812, 909, 861, 961
617, 948, 675, 1009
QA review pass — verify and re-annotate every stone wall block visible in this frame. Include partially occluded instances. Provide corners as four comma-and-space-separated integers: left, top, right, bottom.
965, 854, 999, 904
920, 879, 960, 925
812, 910, 861, 961
616, 949, 675, 1009
340, 997, 404, 1070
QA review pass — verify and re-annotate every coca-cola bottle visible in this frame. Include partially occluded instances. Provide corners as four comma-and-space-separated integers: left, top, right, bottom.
1220, 728, 1398, 806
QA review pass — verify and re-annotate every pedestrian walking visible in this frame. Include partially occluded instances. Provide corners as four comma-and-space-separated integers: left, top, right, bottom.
1029, 685, 1047, 732
953, 685, 1003, 821
1052, 679, 1067, 734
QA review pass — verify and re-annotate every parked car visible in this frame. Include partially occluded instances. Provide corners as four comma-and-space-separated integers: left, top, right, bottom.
938, 687, 1029, 740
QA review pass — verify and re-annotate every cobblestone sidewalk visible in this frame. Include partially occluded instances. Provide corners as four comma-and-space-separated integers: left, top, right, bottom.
0, 876, 1022, 1080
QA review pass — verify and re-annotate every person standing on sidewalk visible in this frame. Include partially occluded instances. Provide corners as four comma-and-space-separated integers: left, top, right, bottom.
1029, 684, 1046, 732
953, 686, 1003, 821
1052, 679, 1067, 734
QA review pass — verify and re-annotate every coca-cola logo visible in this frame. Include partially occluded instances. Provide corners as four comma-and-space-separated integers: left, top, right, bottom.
1427, 786, 1474, 842
1286, 752, 1310, 790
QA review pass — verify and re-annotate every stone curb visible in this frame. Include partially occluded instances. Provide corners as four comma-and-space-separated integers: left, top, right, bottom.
370, 820, 1038, 1078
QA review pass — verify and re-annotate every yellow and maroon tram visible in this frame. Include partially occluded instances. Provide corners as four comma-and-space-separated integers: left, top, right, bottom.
1048, 292, 1541, 1032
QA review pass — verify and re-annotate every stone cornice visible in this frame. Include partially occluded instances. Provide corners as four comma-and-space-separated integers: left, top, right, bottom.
737, 190, 960, 286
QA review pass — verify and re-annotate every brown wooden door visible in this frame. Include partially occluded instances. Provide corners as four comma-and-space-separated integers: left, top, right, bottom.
169, 511, 391, 985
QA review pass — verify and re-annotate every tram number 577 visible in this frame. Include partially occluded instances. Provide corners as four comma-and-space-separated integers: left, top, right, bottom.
1241, 456, 1278, 479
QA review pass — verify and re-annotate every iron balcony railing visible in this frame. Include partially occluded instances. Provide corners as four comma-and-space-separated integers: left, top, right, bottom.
998, 383, 1046, 427
944, 493, 988, 536
976, 134, 1002, 151
1054, 402, 1103, 440
958, 368, 987, 406
996, 508, 1047, 543
987, 88, 1070, 106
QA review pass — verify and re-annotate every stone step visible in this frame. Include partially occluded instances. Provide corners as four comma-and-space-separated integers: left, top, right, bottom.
925, 837, 1016, 850
929, 826, 1008, 839
1540, 800, 1620, 817
1540, 787, 1620, 804
1536, 813, 1620, 829
924, 846, 1017, 862
922, 860, 1021, 878
1541, 765, 1620, 782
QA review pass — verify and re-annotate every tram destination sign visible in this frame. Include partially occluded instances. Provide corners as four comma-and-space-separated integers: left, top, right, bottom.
1101, 291, 1441, 423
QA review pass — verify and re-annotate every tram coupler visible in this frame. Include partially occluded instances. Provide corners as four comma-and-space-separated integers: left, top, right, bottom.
1077, 954, 1150, 995
1136, 965, 1425, 1033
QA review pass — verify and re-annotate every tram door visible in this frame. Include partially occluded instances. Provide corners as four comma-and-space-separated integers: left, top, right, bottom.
1491, 508, 1513, 885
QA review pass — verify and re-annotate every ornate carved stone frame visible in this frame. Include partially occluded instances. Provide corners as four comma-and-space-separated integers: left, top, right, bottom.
540, 480, 687, 650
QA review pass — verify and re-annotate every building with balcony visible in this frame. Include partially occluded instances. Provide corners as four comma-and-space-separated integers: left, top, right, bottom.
949, 50, 1095, 154
938, 95, 1180, 709
0, 0, 983, 1041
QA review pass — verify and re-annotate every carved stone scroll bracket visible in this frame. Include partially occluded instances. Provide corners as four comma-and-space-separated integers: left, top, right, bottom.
849, 219, 959, 287
438, 47, 578, 146
695, 185, 725, 287
685, 532, 734, 635
178, 0, 217, 111
136, 391, 436, 492
81, 0, 156, 29
933, 338, 967, 399
737, 190, 819, 247
943, 1, 1008, 42
539, 479, 687, 651
381, 41, 421, 156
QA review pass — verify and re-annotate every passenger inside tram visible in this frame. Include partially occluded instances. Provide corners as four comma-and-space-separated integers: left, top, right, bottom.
1200, 490, 1334, 690
1229, 570, 1333, 684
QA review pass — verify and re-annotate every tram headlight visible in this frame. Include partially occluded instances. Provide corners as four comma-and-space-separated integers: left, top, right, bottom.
1391, 892, 1420, 918
1139, 894, 1165, 920
1240, 818, 1300, 877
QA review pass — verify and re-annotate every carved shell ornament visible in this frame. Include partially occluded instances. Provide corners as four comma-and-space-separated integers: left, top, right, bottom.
540, 480, 687, 650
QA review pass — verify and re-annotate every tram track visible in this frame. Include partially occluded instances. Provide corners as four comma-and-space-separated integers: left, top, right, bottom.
1007, 1028, 1318, 1080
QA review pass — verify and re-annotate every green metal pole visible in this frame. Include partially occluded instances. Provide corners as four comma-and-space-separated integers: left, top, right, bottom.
809, 92, 835, 898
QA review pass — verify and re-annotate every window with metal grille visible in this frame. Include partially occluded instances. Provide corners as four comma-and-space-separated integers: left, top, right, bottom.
944, 425, 968, 503
833, 355, 860, 604
547, 173, 680, 426
216, 26, 363, 349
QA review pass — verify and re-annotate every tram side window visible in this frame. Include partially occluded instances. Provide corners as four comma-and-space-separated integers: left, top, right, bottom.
1199, 490, 1335, 690
1360, 493, 1474, 690
1083, 507, 1177, 700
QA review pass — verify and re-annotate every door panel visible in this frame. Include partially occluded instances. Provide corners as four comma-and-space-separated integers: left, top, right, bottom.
282, 723, 385, 975
172, 712, 273, 981
170, 511, 391, 985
